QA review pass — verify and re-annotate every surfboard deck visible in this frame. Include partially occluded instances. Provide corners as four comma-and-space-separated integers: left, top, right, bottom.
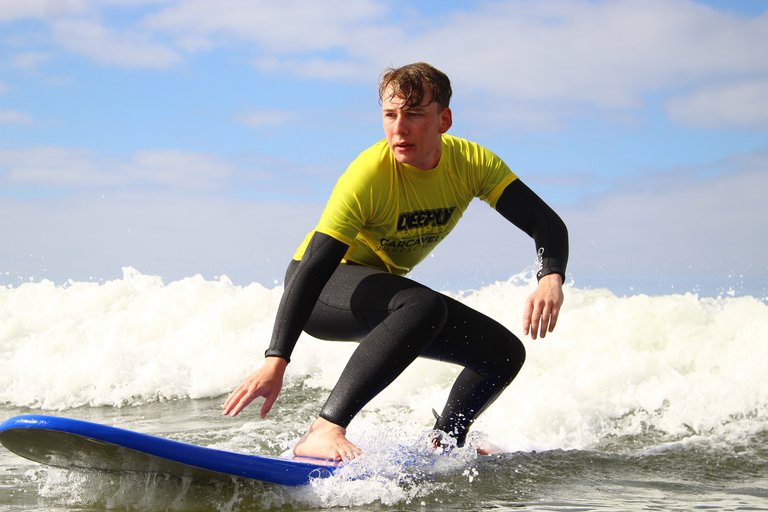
0, 415, 338, 486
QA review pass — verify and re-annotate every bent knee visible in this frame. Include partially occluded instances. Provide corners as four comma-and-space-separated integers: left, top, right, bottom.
491, 333, 526, 383
394, 286, 448, 320
387, 287, 448, 336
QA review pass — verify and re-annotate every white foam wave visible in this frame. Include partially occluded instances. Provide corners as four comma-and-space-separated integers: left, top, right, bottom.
2, 267, 767, 452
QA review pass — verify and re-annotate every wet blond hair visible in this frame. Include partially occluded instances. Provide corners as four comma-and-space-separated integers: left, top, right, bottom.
378, 62, 452, 110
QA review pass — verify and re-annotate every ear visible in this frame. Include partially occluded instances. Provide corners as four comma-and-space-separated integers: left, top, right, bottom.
439, 107, 452, 133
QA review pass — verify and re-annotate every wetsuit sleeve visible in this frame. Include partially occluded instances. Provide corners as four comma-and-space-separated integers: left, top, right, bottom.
265, 232, 349, 363
495, 179, 569, 282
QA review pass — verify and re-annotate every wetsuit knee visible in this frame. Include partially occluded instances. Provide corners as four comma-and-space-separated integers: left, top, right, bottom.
382, 286, 448, 340
317, 287, 448, 428
498, 335, 526, 383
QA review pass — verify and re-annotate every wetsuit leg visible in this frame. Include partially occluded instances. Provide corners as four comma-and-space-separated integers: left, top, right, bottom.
420, 296, 525, 446
292, 261, 448, 427
288, 261, 525, 444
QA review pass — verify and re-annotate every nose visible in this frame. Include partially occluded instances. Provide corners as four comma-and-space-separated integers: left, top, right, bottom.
392, 113, 409, 135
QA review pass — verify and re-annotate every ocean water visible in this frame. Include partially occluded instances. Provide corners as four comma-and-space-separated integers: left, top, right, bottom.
1, 267, 767, 511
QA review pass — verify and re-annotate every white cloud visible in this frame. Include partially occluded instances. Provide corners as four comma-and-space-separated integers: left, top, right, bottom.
666, 79, 768, 130
142, 0, 385, 53
2, 144, 766, 294
237, 108, 299, 129
0, 144, 330, 200
7, 158, 764, 293
143, 0, 768, 128
563, 150, 768, 277
417, 150, 768, 295
253, 56, 366, 81
392, 0, 768, 123
125, 149, 233, 190
10, 52, 53, 68
0, 146, 122, 188
50, 17, 181, 68
0, 0, 168, 21
0, 110, 34, 124
1, 0, 767, 294
0, 146, 235, 191
0, 0, 88, 21
6, 0, 768, 127
145, 1, 768, 100
99, 0, 174, 6
0, 193, 322, 287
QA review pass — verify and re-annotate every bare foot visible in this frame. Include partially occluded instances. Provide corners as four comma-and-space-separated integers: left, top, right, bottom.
475, 440, 507, 455
428, 431, 507, 456
293, 417, 362, 461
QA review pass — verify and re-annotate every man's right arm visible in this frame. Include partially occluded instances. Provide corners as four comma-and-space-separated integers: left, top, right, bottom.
265, 231, 350, 361
222, 232, 348, 418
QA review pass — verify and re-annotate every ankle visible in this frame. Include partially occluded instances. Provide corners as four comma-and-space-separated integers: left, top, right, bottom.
310, 417, 346, 435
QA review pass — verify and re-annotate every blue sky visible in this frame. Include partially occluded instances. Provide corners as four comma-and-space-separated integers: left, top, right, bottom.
1, 0, 767, 297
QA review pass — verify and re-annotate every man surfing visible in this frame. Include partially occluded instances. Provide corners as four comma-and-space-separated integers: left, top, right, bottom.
223, 62, 568, 461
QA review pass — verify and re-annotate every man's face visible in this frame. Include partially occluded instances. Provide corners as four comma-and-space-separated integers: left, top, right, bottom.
382, 87, 452, 171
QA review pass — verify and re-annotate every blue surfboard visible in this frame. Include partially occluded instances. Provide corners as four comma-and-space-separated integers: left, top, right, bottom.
0, 415, 338, 486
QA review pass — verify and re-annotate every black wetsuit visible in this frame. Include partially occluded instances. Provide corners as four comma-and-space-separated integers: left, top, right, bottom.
266, 179, 568, 445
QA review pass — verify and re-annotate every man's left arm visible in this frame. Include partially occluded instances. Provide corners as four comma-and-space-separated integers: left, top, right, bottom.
494, 179, 569, 339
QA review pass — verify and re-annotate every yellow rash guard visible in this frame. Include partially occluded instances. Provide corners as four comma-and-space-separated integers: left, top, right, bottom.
294, 134, 518, 275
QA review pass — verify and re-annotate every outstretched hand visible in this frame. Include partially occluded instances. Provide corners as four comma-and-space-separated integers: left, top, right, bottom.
222, 356, 287, 418
523, 273, 564, 340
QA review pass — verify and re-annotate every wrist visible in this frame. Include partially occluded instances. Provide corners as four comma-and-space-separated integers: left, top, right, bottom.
264, 356, 288, 372
539, 272, 563, 286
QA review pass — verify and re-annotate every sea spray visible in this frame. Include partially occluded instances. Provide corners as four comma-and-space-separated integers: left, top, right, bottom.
0, 268, 283, 409
1, 267, 767, 454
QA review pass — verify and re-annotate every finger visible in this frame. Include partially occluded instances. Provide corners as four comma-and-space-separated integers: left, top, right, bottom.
260, 393, 277, 419
529, 319, 539, 340
522, 299, 534, 336
222, 398, 240, 416
548, 307, 560, 333
230, 394, 255, 417
539, 303, 552, 339
223, 385, 243, 405
222, 388, 241, 414
223, 386, 250, 416
529, 301, 544, 340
